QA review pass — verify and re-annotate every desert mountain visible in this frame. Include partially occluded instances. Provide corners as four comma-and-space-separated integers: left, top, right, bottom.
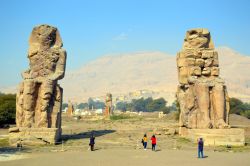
60, 47, 250, 103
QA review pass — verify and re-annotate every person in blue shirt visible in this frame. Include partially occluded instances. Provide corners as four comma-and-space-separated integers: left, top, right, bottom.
197, 138, 204, 158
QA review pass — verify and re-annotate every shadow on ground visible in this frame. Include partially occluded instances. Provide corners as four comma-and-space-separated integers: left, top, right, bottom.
0, 147, 31, 154
62, 130, 116, 143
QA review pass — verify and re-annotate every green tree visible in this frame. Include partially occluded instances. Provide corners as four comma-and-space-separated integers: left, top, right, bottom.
146, 98, 167, 112
88, 98, 105, 109
88, 98, 95, 109
77, 103, 88, 109
115, 102, 127, 111
0, 93, 16, 126
230, 98, 244, 114
94, 101, 105, 109
241, 110, 250, 119
131, 98, 147, 112
62, 103, 68, 110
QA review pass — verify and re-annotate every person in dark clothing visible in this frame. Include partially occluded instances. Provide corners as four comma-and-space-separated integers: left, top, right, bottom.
89, 133, 95, 151
151, 135, 157, 151
197, 138, 204, 158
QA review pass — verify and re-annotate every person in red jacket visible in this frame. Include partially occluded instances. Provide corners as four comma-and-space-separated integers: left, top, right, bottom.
151, 135, 157, 151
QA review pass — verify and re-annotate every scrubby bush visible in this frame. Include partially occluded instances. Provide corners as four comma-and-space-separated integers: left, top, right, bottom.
110, 114, 132, 120
229, 97, 250, 119
0, 93, 16, 127
240, 110, 250, 119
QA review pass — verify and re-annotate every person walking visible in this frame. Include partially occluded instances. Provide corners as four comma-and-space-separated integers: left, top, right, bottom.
143, 134, 148, 150
197, 138, 204, 158
89, 133, 95, 151
151, 135, 157, 151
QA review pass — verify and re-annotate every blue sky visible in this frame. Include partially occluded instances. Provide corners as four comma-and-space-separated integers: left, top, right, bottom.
0, 0, 250, 86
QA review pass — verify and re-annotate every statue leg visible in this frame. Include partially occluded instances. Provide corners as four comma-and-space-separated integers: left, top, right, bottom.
195, 83, 212, 128
212, 84, 229, 128
22, 80, 36, 127
37, 80, 55, 127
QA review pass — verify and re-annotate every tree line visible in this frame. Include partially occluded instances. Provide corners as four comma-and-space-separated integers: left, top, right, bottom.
1, 91, 250, 128
115, 97, 177, 114
0, 92, 16, 127
229, 97, 250, 119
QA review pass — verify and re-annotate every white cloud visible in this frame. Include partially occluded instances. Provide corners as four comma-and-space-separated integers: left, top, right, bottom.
113, 32, 128, 41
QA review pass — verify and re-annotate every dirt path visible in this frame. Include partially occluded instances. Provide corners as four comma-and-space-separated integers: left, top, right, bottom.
1, 149, 250, 166
1, 114, 250, 165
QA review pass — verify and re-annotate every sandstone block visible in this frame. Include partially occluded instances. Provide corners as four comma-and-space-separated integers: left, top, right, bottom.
178, 67, 188, 84
195, 58, 205, 67
211, 67, 219, 76
204, 59, 213, 67
189, 66, 201, 76
201, 51, 214, 59
202, 67, 211, 75
180, 128, 245, 146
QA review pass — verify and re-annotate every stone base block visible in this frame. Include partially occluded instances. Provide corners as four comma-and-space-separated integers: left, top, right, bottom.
179, 127, 245, 146
9, 127, 61, 146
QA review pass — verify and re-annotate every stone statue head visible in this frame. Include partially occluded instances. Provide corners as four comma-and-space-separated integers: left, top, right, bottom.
29, 24, 63, 51
183, 28, 214, 49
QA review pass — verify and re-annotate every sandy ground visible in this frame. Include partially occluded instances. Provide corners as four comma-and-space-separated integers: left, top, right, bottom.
1, 149, 250, 166
1, 113, 250, 165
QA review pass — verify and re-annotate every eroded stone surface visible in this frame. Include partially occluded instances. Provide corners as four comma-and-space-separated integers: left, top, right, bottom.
177, 28, 230, 129
10, 24, 66, 145
179, 127, 245, 146
67, 103, 74, 116
105, 93, 113, 117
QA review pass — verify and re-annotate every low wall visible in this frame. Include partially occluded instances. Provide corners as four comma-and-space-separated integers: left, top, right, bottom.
179, 127, 245, 146
9, 127, 61, 146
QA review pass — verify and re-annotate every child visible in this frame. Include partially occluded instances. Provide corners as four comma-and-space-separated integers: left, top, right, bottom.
143, 134, 147, 150
151, 135, 157, 151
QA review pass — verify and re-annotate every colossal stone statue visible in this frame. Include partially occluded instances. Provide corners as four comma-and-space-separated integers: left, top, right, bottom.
9, 24, 66, 145
176, 28, 230, 129
105, 93, 113, 117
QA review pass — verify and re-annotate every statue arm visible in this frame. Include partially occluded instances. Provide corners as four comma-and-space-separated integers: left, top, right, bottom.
49, 49, 67, 81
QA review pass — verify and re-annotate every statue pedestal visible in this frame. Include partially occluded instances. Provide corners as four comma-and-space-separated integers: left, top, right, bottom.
9, 127, 61, 145
179, 127, 245, 146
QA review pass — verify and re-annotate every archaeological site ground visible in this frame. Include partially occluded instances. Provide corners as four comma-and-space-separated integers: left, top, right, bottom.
1, 1, 250, 166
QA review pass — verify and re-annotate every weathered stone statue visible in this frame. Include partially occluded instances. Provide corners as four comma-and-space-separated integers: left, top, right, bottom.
67, 102, 74, 116
105, 93, 113, 117
176, 28, 230, 129
9, 24, 66, 145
